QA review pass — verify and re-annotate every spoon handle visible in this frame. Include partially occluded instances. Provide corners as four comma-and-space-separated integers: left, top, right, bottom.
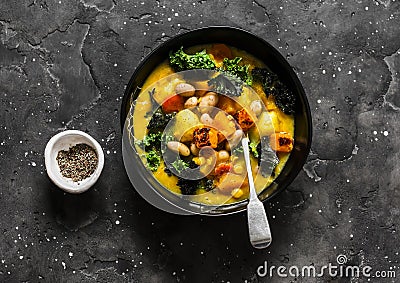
242, 137, 272, 249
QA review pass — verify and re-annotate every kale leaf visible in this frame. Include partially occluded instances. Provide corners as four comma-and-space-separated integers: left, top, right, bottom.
198, 178, 214, 192
252, 67, 296, 114
208, 57, 253, 97
147, 108, 176, 131
169, 47, 216, 71
208, 71, 244, 97
249, 141, 259, 158
136, 132, 163, 172
223, 57, 253, 86
136, 132, 162, 150
177, 177, 198, 195
256, 136, 279, 177
145, 150, 161, 172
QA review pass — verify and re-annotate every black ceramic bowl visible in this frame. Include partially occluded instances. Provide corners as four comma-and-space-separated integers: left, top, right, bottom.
121, 26, 312, 215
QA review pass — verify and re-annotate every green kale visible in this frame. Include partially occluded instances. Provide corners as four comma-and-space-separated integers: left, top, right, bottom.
136, 132, 162, 150
147, 108, 176, 130
169, 47, 216, 71
145, 150, 161, 172
256, 136, 279, 177
208, 57, 253, 97
208, 71, 244, 97
223, 57, 253, 86
177, 177, 198, 195
252, 67, 296, 114
171, 159, 189, 173
231, 144, 244, 155
136, 132, 165, 172
198, 178, 214, 192
249, 141, 259, 158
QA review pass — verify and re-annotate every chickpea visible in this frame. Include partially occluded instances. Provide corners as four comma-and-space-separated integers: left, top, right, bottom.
217, 150, 230, 162
167, 141, 190, 156
250, 100, 263, 116
190, 143, 200, 156
233, 164, 244, 174
184, 96, 198, 108
231, 188, 244, 199
200, 113, 213, 125
175, 83, 196, 97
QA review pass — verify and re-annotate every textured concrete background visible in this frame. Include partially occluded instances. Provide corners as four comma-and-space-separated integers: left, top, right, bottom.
0, 0, 399, 282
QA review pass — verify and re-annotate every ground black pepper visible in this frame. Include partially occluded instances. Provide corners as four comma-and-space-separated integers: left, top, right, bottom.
56, 143, 98, 182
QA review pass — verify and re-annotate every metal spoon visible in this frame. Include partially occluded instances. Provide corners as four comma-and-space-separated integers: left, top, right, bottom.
242, 137, 272, 249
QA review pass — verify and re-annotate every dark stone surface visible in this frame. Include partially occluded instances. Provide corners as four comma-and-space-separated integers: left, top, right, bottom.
0, 0, 399, 282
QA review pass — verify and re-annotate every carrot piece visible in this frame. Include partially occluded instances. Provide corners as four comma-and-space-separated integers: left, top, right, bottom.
215, 163, 232, 175
162, 95, 184, 113
209, 44, 232, 62
270, 132, 294, 152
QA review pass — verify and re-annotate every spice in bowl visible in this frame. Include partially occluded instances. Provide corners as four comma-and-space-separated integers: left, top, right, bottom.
56, 143, 98, 182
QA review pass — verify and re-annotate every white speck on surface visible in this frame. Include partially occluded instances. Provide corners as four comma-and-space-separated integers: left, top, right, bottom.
373, 130, 378, 135
31, 162, 36, 167
337, 67, 341, 72
19, 255, 23, 260
346, 179, 350, 183
365, 6, 369, 11
115, 220, 120, 225
322, 69, 326, 74
383, 130, 389, 136
350, 234, 354, 238
68, 252, 73, 257
317, 99, 322, 104
62, 261, 66, 269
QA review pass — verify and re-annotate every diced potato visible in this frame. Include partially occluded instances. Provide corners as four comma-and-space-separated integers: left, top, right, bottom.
153, 77, 184, 104
213, 111, 236, 139
257, 110, 280, 136
173, 109, 200, 142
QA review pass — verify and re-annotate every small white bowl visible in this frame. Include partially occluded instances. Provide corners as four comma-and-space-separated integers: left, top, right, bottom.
44, 130, 105, 194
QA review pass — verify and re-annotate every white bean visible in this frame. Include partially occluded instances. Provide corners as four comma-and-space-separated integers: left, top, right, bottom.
199, 93, 218, 108
184, 96, 198, 108
228, 129, 243, 147
167, 141, 190, 156
200, 113, 213, 125
250, 100, 263, 116
217, 150, 230, 162
190, 143, 200, 156
175, 83, 196, 97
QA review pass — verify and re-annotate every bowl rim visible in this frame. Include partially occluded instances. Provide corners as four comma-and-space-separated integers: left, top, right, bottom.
44, 130, 105, 194
120, 25, 312, 215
